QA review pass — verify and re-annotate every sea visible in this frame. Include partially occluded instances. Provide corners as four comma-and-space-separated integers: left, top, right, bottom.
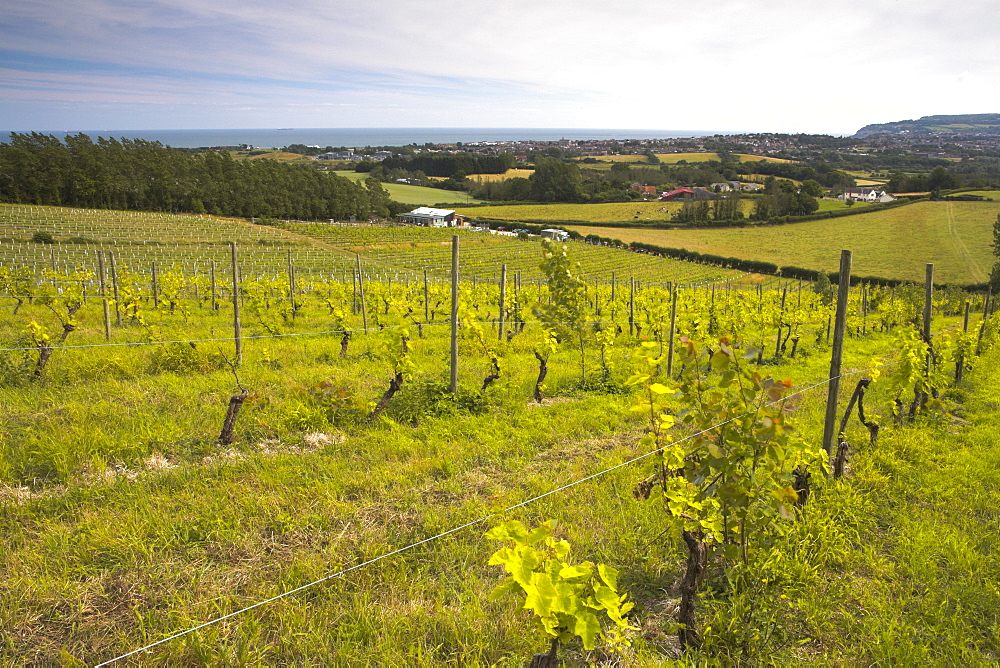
0, 127, 723, 149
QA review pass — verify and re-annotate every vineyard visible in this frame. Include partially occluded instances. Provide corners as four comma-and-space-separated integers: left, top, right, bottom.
2, 204, 1000, 664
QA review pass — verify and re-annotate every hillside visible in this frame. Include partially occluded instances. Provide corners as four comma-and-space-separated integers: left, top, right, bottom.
565, 200, 1000, 285
855, 113, 1000, 138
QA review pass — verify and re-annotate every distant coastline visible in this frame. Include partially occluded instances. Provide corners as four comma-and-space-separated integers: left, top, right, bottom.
0, 127, 726, 149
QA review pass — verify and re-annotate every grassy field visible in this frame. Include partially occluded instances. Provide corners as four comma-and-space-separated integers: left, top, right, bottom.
332, 171, 484, 205
567, 200, 1000, 284
238, 151, 314, 163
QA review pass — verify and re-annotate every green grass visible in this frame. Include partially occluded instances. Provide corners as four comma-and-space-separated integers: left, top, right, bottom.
567, 200, 1000, 284
956, 190, 999, 199
783, 348, 1000, 664
333, 171, 484, 206
816, 199, 873, 212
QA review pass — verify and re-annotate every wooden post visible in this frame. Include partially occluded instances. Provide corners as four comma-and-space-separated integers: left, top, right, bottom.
109, 251, 121, 326
230, 241, 242, 364
666, 287, 678, 377
498, 263, 507, 341
352, 266, 358, 315
97, 251, 111, 341
210, 260, 218, 311
957, 301, 971, 381
628, 277, 635, 337
287, 248, 296, 317
423, 268, 430, 322
611, 272, 616, 303
150, 262, 158, 308
922, 264, 933, 345
356, 253, 368, 333
822, 250, 853, 460
976, 287, 992, 355
450, 235, 459, 393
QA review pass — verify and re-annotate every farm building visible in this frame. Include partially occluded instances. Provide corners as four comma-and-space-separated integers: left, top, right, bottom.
398, 207, 465, 227
660, 187, 717, 201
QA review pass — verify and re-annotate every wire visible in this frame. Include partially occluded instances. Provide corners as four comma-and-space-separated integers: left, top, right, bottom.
94, 361, 890, 666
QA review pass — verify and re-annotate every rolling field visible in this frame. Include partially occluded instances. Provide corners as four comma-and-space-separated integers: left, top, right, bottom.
566, 200, 1000, 284
332, 171, 484, 205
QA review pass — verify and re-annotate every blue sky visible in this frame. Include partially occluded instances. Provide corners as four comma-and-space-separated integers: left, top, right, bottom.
2, 0, 997, 134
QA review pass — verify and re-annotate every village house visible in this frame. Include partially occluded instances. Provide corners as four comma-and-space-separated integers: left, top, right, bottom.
629, 183, 658, 197
839, 188, 896, 203
710, 181, 763, 192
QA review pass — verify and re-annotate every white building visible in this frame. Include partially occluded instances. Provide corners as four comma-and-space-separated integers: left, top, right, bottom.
399, 207, 464, 227
840, 188, 896, 203
541, 228, 570, 241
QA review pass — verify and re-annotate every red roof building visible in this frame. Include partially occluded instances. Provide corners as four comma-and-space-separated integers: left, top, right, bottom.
660, 188, 694, 201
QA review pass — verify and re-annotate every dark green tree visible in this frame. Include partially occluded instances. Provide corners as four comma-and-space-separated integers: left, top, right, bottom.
927, 166, 958, 191
800, 179, 825, 197
530, 158, 585, 202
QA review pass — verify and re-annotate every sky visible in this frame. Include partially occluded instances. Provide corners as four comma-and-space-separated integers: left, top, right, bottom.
1, 0, 998, 135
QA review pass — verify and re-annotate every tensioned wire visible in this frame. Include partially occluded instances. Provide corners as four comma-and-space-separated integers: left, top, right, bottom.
94, 360, 895, 666
0, 314, 846, 353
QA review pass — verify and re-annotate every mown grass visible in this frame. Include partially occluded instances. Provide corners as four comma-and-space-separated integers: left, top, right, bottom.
816, 199, 873, 212
567, 200, 1000, 284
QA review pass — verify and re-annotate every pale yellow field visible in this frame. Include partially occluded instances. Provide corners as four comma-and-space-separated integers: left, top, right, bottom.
657, 153, 797, 164
466, 168, 535, 183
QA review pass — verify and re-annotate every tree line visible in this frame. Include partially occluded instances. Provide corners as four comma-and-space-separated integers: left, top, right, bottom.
359, 152, 516, 177
0, 132, 405, 221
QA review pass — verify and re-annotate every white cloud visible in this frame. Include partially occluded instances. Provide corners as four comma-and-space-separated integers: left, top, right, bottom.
1, 0, 998, 132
